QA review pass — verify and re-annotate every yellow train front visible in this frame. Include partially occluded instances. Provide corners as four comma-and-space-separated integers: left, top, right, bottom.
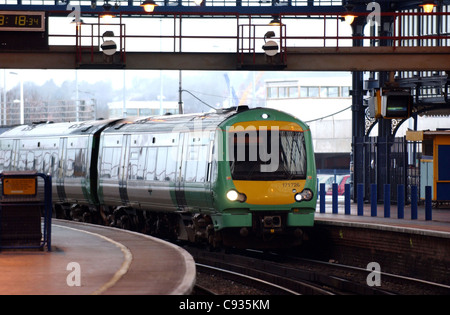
210, 107, 317, 249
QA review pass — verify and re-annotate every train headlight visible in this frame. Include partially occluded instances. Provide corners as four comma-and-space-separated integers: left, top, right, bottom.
295, 189, 313, 202
226, 189, 247, 202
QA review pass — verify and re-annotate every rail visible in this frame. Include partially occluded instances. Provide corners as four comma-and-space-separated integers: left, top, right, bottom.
41, 10, 450, 67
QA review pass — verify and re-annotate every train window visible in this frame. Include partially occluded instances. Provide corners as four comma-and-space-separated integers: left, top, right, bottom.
185, 145, 199, 182
34, 150, 43, 172
279, 131, 307, 178
2, 150, 11, 171
66, 149, 75, 177
128, 148, 140, 180
18, 152, 26, 170
51, 152, 59, 175
0, 150, 5, 171
73, 149, 86, 177
145, 148, 157, 180
136, 147, 146, 180
155, 147, 168, 181
26, 151, 35, 170
165, 146, 177, 181
43, 152, 51, 174
196, 145, 209, 182
100, 147, 121, 179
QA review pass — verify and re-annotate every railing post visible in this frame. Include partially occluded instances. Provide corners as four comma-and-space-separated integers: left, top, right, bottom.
320, 183, 325, 213
332, 183, 338, 214
397, 184, 404, 219
344, 183, 351, 215
411, 185, 418, 220
371, 184, 377, 217
425, 186, 432, 221
357, 183, 364, 216
384, 184, 390, 218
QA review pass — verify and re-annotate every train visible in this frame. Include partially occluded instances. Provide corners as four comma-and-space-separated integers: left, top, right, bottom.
0, 106, 317, 249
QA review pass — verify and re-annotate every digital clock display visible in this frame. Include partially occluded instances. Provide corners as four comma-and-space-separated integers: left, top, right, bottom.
0, 11, 45, 32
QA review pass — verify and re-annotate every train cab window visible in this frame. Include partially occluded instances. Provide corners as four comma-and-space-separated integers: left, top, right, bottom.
229, 129, 307, 181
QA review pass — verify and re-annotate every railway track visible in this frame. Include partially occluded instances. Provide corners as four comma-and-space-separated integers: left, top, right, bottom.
188, 247, 385, 295
187, 246, 450, 295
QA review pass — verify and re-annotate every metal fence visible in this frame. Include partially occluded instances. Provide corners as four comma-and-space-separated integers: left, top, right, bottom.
0, 172, 52, 251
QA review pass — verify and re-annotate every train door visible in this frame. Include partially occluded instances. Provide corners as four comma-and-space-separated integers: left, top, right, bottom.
56, 137, 67, 202
98, 134, 125, 207
11, 139, 20, 169
175, 132, 187, 210
182, 131, 215, 211
119, 134, 130, 206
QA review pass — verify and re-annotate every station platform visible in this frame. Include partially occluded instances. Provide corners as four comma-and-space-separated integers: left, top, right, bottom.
315, 200, 450, 235
0, 219, 196, 295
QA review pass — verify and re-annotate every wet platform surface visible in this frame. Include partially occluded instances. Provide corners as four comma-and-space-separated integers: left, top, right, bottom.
0, 219, 196, 295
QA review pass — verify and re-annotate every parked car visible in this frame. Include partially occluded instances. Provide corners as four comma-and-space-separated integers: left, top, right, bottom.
326, 174, 350, 195
318, 174, 334, 193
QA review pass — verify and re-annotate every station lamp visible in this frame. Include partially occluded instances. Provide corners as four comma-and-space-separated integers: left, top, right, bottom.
344, 14, 357, 25
101, 0, 115, 19
420, 0, 437, 13
342, 4, 357, 25
140, 0, 158, 12
268, 16, 282, 26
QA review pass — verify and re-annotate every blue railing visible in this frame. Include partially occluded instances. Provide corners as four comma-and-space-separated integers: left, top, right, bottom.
318, 182, 433, 221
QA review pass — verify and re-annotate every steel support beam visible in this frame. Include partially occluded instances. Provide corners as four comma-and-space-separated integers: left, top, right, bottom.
1, 46, 450, 71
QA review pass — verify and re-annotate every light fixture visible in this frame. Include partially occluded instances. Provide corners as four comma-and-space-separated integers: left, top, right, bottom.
100, 11, 115, 19
194, 0, 204, 5
71, 18, 85, 26
140, 0, 158, 13
343, 4, 357, 25
344, 14, 357, 25
100, 0, 115, 19
420, 0, 436, 13
268, 16, 282, 26
103, 0, 112, 11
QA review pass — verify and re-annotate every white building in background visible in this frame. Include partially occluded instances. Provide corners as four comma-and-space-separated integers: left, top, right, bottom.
265, 75, 450, 170
265, 75, 353, 170
107, 100, 179, 118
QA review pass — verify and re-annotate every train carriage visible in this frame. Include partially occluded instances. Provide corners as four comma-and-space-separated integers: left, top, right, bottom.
0, 107, 317, 249
0, 119, 121, 210
98, 107, 317, 248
